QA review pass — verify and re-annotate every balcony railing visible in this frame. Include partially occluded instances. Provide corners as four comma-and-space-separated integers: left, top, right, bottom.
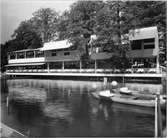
6, 67, 164, 74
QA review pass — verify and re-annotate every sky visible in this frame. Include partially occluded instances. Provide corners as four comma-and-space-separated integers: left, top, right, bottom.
0, 0, 76, 44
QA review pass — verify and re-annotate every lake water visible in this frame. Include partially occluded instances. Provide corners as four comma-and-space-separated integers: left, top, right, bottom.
1, 78, 166, 137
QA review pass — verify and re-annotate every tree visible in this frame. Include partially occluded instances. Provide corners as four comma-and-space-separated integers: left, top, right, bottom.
67, 1, 104, 55
32, 8, 59, 42
56, 11, 70, 40
12, 20, 42, 49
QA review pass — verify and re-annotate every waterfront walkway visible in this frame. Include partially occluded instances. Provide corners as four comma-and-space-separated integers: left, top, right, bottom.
0, 123, 26, 138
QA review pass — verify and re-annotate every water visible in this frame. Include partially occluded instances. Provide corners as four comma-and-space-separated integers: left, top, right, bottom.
1, 78, 166, 137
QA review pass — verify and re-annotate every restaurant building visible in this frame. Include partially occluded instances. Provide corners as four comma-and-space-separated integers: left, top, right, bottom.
5, 26, 162, 74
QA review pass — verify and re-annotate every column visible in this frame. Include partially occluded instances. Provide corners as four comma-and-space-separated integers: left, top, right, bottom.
47, 62, 50, 73
80, 60, 82, 72
156, 55, 160, 73
95, 60, 97, 73
34, 51, 36, 58
25, 51, 26, 58
15, 52, 17, 59
62, 61, 64, 70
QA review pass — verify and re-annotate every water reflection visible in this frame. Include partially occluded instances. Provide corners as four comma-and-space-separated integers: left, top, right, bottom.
1, 78, 165, 137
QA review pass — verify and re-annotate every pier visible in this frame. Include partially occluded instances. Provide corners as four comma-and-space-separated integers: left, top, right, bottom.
1, 123, 26, 138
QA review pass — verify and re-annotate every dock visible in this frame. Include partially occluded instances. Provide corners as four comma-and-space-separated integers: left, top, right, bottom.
0, 123, 26, 138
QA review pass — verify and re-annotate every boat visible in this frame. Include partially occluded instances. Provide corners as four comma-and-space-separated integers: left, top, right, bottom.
91, 88, 167, 109
98, 90, 114, 100
119, 87, 132, 95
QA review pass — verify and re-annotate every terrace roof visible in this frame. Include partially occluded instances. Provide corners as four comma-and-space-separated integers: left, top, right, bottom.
40, 40, 72, 51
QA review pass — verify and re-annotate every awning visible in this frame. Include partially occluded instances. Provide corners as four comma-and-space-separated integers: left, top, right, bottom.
5, 63, 45, 67
40, 40, 72, 51
129, 26, 158, 40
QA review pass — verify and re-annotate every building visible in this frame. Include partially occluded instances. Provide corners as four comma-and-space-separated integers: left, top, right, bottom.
127, 26, 159, 73
5, 26, 162, 74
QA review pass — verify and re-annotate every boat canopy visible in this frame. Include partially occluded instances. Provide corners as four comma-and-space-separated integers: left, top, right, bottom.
40, 40, 72, 51
5, 63, 45, 67
129, 26, 158, 40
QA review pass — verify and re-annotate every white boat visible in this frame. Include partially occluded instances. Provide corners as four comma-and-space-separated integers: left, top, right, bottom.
99, 90, 114, 100
110, 94, 166, 108
119, 87, 132, 95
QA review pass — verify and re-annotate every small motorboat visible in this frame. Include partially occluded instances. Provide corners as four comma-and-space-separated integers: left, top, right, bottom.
119, 87, 132, 95
110, 94, 166, 108
91, 89, 167, 109
99, 90, 114, 100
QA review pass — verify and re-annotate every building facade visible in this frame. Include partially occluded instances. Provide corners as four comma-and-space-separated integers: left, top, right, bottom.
5, 26, 162, 74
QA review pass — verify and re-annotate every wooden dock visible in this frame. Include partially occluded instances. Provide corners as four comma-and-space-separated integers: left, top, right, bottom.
0, 123, 26, 138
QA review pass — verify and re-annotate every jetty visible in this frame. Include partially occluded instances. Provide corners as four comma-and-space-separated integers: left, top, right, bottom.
0, 123, 26, 138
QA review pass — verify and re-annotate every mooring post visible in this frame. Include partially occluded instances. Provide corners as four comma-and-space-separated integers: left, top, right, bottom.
155, 95, 158, 138
155, 93, 163, 137
6, 96, 9, 114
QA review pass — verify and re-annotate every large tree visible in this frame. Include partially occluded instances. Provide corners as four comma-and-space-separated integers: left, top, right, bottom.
67, 1, 104, 55
32, 8, 59, 42
12, 20, 42, 49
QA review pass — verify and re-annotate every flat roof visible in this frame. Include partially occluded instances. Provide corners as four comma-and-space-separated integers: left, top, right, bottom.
129, 26, 158, 40
5, 63, 45, 66
40, 40, 72, 51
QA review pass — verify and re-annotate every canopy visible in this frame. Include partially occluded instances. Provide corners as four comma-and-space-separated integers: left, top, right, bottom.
129, 26, 158, 40
5, 63, 45, 67
40, 40, 72, 51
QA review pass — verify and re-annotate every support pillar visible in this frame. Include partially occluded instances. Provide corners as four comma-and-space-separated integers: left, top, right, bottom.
156, 55, 160, 73
25, 51, 26, 58
34, 51, 36, 58
47, 62, 50, 73
95, 60, 97, 73
80, 60, 82, 72
62, 61, 64, 70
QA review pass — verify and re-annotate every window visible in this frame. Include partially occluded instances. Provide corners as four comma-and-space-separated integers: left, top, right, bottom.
26, 51, 34, 58
143, 38, 155, 49
64, 52, 70, 56
35, 51, 44, 57
10, 52, 16, 59
131, 40, 142, 50
17, 52, 25, 59
52, 52, 57, 56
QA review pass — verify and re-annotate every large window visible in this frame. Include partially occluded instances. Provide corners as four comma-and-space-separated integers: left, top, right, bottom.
131, 40, 142, 50
26, 51, 34, 58
51, 50, 57, 56
35, 51, 44, 57
143, 38, 155, 49
10, 52, 16, 59
17, 52, 25, 59
64, 52, 70, 56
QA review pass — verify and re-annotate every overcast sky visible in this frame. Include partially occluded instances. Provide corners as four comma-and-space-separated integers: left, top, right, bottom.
0, 0, 76, 44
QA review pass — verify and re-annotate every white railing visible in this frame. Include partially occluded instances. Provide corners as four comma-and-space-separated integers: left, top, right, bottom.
6, 68, 163, 74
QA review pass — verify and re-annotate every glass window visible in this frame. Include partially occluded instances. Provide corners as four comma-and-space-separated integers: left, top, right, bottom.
131, 40, 142, 50
10, 52, 16, 59
64, 52, 70, 56
51, 51, 57, 56
35, 51, 44, 57
26, 51, 34, 58
17, 52, 25, 59
143, 38, 155, 49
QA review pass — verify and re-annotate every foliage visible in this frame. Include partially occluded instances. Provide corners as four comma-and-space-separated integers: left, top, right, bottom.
32, 8, 59, 42
12, 20, 42, 49
67, 1, 104, 55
